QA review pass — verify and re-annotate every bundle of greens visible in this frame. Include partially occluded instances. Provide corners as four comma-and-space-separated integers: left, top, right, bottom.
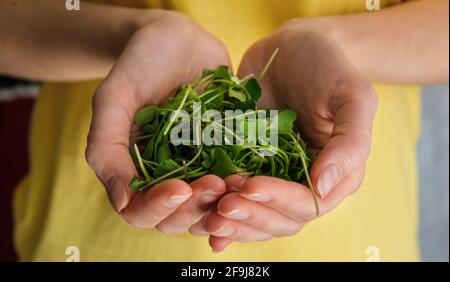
129, 50, 320, 215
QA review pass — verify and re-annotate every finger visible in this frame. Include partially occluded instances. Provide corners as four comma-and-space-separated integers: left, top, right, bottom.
239, 170, 365, 222
86, 78, 138, 212
121, 179, 192, 228
156, 175, 226, 234
209, 236, 232, 253
217, 193, 303, 237
310, 81, 377, 198
238, 176, 324, 222
224, 174, 248, 192
189, 212, 211, 236
320, 167, 366, 210
203, 212, 273, 242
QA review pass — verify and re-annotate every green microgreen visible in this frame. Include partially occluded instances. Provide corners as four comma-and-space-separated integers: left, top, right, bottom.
128, 48, 320, 216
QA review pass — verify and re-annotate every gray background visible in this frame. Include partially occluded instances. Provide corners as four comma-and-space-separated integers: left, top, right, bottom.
419, 83, 449, 262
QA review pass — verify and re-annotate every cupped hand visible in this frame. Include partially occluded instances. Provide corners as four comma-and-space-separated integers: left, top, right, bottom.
197, 20, 378, 252
86, 11, 231, 233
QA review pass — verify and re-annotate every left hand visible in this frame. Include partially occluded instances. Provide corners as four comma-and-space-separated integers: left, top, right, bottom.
189, 20, 378, 252
85, 11, 231, 233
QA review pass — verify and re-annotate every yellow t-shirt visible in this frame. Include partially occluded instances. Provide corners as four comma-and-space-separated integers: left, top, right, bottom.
13, 0, 421, 261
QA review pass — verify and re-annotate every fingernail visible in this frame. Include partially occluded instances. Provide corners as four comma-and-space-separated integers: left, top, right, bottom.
189, 225, 209, 236
107, 177, 127, 212
211, 226, 234, 237
240, 193, 271, 202
166, 193, 192, 208
199, 189, 222, 204
318, 164, 341, 198
220, 209, 250, 220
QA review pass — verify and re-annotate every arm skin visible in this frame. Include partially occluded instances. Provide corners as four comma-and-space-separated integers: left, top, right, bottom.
298, 0, 449, 84
0, 0, 447, 83
0, 0, 157, 81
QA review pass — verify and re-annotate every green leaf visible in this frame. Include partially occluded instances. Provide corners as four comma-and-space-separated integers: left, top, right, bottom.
245, 119, 258, 144
135, 105, 157, 126
201, 89, 224, 110
229, 145, 246, 158
229, 87, 247, 102
214, 65, 230, 80
154, 159, 181, 178
202, 68, 215, 77
201, 158, 212, 169
142, 136, 155, 160
156, 143, 172, 162
211, 148, 243, 178
134, 143, 150, 180
270, 109, 297, 133
245, 78, 261, 102
127, 63, 318, 214
230, 75, 241, 85
129, 175, 148, 191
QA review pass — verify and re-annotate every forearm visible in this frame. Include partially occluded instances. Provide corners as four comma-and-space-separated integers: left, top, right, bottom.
298, 0, 449, 84
0, 0, 154, 81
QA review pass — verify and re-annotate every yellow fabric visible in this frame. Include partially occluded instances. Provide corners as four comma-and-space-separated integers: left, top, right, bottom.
14, 0, 421, 261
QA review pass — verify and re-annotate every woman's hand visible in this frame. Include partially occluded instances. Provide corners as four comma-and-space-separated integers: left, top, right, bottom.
86, 11, 231, 234
194, 21, 378, 252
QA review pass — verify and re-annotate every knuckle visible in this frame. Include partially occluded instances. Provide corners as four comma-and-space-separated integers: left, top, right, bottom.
84, 144, 95, 167
84, 143, 101, 172
339, 79, 378, 112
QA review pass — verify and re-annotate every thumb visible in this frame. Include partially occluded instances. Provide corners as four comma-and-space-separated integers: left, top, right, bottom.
310, 82, 377, 198
86, 79, 137, 212
86, 143, 136, 212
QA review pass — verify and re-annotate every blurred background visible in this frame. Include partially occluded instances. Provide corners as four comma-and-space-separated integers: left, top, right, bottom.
0, 76, 448, 262
418, 83, 449, 262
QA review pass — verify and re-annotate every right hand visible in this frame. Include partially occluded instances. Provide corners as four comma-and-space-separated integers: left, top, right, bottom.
203, 21, 378, 251
86, 10, 230, 234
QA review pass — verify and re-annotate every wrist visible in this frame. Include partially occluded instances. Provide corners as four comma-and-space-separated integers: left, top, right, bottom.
276, 16, 371, 82
277, 17, 347, 47
276, 17, 366, 78
112, 9, 195, 58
